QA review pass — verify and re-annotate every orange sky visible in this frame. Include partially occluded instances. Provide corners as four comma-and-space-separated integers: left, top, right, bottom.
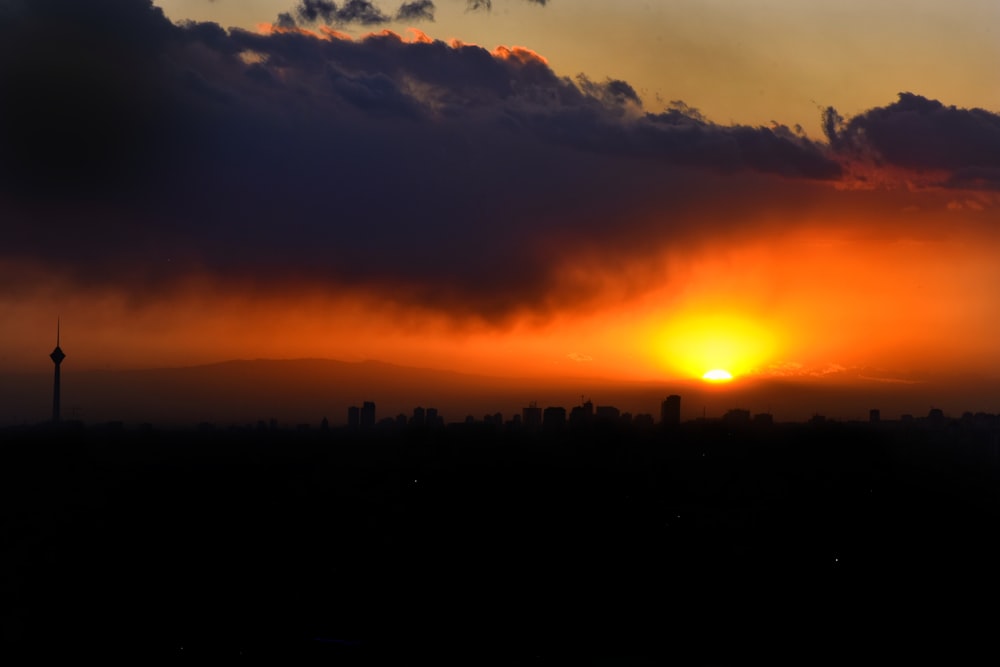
2, 1, 1000, 423
5, 184, 998, 388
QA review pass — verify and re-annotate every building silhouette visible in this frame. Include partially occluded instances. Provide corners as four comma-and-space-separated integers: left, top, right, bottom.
569, 399, 594, 428
661, 395, 681, 427
49, 320, 66, 423
361, 401, 376, 429
522, 402, 542, 430
595, 405, 620, 422
633, 413, 655, 428
542, 406, 566, 430
723, 408, 751, 426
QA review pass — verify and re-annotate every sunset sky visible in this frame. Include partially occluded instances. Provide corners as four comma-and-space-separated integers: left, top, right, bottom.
2, 0, 1000, 421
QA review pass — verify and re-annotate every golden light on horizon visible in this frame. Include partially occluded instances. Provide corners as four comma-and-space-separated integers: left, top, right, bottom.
655, 311, 777, 381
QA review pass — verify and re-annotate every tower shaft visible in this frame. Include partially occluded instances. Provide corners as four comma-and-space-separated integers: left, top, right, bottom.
52, 363, 61, 422
50, 320, 65, 423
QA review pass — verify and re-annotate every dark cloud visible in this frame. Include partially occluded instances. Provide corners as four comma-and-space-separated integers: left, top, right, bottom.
466, 0, 547, 11
281, 0, 389, 27
0, 0, 992, 321
827, 93, 1000, 189
296, 0, 338, 24
576, 75, 640, 107
275, 11, 297, 28
328, 68, 424, 118
396, 0, 435, 22
336, 0, 390, 24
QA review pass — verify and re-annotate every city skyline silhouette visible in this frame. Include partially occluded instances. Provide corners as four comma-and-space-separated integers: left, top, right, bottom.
2, 1, 1000, 660
8, 331, 997, 433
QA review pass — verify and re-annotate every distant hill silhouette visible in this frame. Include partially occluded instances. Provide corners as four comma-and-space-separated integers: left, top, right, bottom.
0, 357, 992, 427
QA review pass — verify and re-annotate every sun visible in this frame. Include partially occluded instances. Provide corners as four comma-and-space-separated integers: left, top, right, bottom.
702, 369, 734, 382
654, 312, 775, 381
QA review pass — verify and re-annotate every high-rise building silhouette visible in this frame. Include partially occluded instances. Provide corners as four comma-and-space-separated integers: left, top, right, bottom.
542, 406, 566, 430
661, 395, 681, 427
361, 401, 376, 429
49, 320, 65, 423
570, 399, 594, 427
595, 405, 620, 422
723, 408, 751, 426
522, 402, 542, 430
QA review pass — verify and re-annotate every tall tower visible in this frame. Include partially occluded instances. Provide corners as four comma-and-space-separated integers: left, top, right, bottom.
50, 320, 65, 423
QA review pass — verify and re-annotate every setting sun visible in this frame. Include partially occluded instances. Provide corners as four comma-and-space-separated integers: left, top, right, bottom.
654, 311, 776, 381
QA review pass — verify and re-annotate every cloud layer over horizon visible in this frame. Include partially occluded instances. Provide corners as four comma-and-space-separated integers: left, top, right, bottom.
2, 0, 998, 324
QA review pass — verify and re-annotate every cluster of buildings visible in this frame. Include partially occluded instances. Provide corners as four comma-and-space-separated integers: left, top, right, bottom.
347, 402, 445, 430
346, 395, 688, 432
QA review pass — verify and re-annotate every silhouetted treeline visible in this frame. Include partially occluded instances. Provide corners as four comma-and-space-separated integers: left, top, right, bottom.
3, 420, 1000, 662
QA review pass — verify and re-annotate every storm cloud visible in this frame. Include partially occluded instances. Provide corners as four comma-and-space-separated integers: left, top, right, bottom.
0, 0, 995, 320
826, 93, 1000, 189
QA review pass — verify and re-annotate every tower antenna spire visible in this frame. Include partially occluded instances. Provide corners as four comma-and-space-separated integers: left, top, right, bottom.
50, 319, 66, 423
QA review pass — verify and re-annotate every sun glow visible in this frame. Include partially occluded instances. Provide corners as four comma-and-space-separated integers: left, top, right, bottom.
656, 311, 776, 380
702, 369, 734, 382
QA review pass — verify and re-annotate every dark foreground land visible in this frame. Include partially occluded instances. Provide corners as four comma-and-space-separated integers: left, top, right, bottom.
3, 420, 1000, 663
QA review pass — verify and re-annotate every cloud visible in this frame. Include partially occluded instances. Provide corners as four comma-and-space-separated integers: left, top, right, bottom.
282, 0, 437, 26
826, 93, 1000, 190
396, 0, 435, 22
0, 0, 995, 325
280, 0, 390, 27
337, 0, 390, 24
296, 0, 338, 24
466, 0, 547, 11
282, 0, 540, 26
